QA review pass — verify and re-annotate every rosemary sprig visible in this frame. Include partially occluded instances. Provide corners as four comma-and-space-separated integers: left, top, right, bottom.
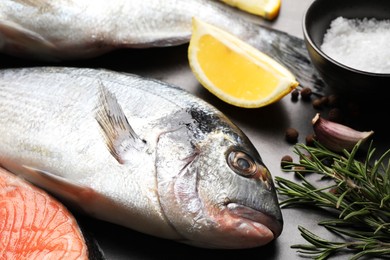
276, 141, 390, 259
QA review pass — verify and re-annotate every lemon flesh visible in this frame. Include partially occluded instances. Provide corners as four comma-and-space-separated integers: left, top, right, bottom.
188, 18, 299, 108
220, 0, 281, 20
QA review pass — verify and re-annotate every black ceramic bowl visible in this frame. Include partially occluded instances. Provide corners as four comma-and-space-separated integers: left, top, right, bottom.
303, 0, 390, 98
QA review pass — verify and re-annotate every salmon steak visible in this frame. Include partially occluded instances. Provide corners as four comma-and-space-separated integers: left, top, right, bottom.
0, 167, 89, 259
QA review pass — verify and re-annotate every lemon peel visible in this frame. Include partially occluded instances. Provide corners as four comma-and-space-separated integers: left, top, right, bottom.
220, 0, 281, 20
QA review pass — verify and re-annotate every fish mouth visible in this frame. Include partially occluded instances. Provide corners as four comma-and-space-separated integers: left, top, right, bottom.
227, 203, 283, 239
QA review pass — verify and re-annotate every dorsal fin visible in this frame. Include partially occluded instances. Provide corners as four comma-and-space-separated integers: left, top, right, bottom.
95, 83, 145, 164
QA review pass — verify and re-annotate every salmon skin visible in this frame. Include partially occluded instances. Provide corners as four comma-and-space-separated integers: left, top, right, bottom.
0, 66, 283, 249
0, 167, 90, 259
0, 0, 323, 89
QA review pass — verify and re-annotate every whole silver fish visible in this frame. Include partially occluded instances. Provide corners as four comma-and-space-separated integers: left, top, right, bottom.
0, 0, 322, 89
0, 67, 283, 249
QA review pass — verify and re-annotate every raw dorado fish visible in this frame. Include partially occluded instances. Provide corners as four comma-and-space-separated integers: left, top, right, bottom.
0, 167, 89, 259
0, 66, 283, 249
0, 0, 322, 88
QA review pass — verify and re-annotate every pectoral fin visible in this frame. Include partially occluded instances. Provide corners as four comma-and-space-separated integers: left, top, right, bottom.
0, 161, 98, 214
20, 165, 96, 203
95, 83, 146, 164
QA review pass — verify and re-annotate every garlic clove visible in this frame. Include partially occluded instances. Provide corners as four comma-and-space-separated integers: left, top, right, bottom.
312, 113, 374, 152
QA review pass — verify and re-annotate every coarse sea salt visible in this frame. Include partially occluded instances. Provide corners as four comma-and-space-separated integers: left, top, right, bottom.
321, 17, 390, 74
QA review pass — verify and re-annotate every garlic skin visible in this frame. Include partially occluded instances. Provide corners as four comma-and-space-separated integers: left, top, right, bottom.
312, 113, 374, 152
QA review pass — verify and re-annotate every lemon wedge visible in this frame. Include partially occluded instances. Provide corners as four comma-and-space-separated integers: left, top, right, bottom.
220, 0, 281, 20
188, 18, 299, 108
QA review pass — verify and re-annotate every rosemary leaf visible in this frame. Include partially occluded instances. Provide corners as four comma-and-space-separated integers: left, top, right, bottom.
276, 141, 390, 259
343, 208, 370, 220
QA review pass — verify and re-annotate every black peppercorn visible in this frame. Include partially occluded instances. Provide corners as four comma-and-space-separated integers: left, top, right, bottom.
281, 155, 293, 168
305, 133, 316, 146
312, 98, 324, 109
285, 127, 299, 143
300, 87, 312, 101
291, 89, 299, 101
294, 166, 306, 175
320, 96, 329, 106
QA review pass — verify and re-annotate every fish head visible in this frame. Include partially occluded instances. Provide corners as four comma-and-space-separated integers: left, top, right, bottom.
156, 107, 283, 249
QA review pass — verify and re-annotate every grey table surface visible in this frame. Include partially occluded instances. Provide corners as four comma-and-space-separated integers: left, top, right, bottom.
1, 0, 388, 259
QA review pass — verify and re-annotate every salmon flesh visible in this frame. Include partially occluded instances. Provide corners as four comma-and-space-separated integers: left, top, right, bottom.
0, 167, 89, 259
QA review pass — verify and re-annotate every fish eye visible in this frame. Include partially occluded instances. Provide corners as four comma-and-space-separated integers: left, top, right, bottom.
227, 150, 257, 177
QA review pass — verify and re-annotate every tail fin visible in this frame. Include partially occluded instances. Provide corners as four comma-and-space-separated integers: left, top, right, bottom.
202, 0, 325, 94
251, 25, 325, 93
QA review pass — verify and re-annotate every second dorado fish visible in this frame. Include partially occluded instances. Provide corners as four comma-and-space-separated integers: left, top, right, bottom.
0, 0, 322, 88
0, 67, 283, 249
